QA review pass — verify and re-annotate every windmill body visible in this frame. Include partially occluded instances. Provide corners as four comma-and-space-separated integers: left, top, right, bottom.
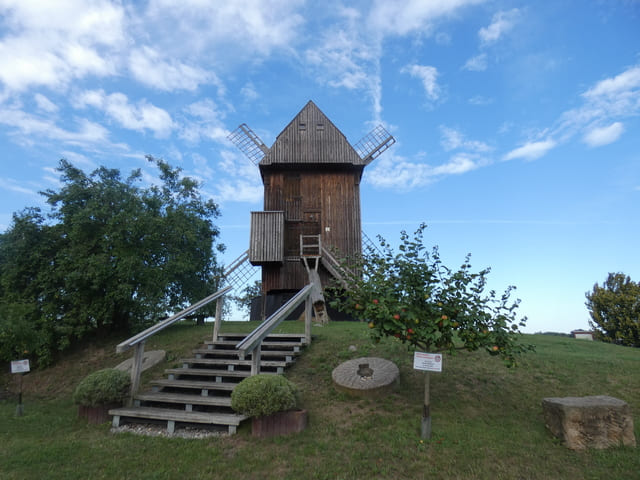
229, 101, 394, 320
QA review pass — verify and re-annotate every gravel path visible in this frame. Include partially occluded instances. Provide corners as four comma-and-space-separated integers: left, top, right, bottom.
111, 423, 229, 439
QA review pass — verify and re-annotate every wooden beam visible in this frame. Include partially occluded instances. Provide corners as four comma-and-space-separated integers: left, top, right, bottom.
129, 341, 146, 406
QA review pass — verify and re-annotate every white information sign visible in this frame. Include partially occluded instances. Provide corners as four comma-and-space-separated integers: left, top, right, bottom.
11, 359, 30, 374
413, 352, 442, 372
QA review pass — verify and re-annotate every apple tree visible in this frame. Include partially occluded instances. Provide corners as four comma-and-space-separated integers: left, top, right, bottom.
330, 224, 533, 366
329, 224, 533, 438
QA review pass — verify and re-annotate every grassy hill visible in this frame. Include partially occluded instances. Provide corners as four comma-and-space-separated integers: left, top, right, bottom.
1, 321, 638, 480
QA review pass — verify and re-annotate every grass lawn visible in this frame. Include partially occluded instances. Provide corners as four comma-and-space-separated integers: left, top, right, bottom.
1, 320, 638, 480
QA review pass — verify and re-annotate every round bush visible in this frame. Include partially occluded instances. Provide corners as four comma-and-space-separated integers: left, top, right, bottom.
72, 368, 131, 407
231, 374, 298, 417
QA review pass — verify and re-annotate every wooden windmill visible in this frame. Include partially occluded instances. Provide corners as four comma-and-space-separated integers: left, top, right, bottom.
228, 101, 395, 321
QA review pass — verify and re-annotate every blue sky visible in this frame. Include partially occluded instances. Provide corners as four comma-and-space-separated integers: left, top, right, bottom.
0, 0, 639, 333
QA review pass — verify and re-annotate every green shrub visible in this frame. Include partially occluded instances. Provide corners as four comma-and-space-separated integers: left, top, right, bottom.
72, 368, 131, 407
231, 374, 298, 417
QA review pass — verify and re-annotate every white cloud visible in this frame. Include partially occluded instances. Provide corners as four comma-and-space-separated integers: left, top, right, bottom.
368, 0, 485, 37
479, 8, 520, 46
305, 1, 485, 123
305, 27, 377, 92
214, 150, 263, 203
583, 122, 625, 147
468, 95, 493, 106
218, 150, 261, 181
143, 0, 305, 58
179, 99, 229, 144
402, 64, 441, 101
304, 17, 383, 120
554, 64, 640, 144
432, 154, 481, 176
74, 89, 174, 137
190, 153, 216, 181
440, 126, 491, 152
463, 53, 488, 71
129, 46, 215, 91
0, 0, 125, 91
583, 66, 640, 99
0, 106, 110, 146
240, 83, 259, 102
366, 151, 485, 190
0, 177, 37, 196
503, 139, 556, 161
215, 180, 263, 204
34, 94, 58, 113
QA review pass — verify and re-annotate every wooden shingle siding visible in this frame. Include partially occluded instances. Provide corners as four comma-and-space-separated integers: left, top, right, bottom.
249, 211, 284, 264
262, 101, 365, 166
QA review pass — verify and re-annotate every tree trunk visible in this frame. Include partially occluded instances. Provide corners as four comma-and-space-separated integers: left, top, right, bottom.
420, 372, 431, 440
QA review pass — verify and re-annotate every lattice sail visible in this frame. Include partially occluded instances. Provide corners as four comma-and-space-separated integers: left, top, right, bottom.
354, 125, 396, 164
223, 251, 260, 294
227, 123, 269, 165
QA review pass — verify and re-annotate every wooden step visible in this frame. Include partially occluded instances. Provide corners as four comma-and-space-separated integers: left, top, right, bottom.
150, 379, 237, 391
164, 367, 253, 379
180, 358, 291, 369
192, 348, 299, 359
218, 333, 307, 341
206, 340, 304, 349
135, 392, 232, 408
109, 332, 307, 435
110, 406, 247, 434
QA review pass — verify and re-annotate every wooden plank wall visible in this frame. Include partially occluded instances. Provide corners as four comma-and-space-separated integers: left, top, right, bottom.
260, 169, 362, 292
249, 211, 284, 264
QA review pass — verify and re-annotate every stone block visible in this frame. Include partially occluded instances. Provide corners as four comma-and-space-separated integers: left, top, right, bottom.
542, 395, 636, 450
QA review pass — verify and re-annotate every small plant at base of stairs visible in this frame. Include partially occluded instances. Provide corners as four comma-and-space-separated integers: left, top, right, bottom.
231, 374, 298, 417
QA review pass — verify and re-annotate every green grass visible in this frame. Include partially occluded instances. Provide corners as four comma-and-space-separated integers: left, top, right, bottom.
1, 321, 639, 480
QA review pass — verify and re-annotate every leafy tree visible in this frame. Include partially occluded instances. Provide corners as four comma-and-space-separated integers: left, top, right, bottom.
329, 224, 533, 367
233, 280, 262, 316
586, 273, 640, 347
0, 156, 224, 365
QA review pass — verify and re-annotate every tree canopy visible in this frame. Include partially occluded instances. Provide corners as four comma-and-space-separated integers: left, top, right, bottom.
586, 273, 640, 347
329, 224, 533, 367
0, 156, 224, 365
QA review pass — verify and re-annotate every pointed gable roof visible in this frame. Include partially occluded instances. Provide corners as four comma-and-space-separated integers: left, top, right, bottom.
260, 100, 365, 167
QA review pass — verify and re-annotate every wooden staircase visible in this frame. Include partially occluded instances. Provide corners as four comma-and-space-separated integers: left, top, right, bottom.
109, 332, 307, 435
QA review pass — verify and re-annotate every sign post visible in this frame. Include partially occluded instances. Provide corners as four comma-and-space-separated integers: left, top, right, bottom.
413, 352, 442, 439
11, 359, 30, 417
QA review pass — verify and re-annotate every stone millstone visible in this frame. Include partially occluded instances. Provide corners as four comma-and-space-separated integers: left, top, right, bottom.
542, 395, 636, 450
332, 357, 399, 397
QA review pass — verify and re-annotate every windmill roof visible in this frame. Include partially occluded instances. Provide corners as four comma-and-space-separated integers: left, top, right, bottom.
260, 100, 365, 167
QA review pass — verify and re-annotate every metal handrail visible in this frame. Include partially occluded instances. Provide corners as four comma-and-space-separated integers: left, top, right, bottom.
236, 284, 313, 359
116, 285, 233, 354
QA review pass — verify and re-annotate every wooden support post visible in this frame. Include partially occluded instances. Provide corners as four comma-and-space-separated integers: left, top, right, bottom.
421, 372, 432, 440
305, 296, 312, 345
15, 373, 24, 417
129, 341, 145, 406
213, 295, 224, 342
251, 344, 262, 376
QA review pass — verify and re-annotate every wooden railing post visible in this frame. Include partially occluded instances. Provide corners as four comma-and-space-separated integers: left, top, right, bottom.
305, 296, 312, 345
129, 341, 145, 406
213, 294, 224, 342
251, 343, 262, 375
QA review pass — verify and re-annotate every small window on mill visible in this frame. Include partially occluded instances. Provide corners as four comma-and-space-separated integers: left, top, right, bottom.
298, 123, 306, 131
316, 123, 324, 131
